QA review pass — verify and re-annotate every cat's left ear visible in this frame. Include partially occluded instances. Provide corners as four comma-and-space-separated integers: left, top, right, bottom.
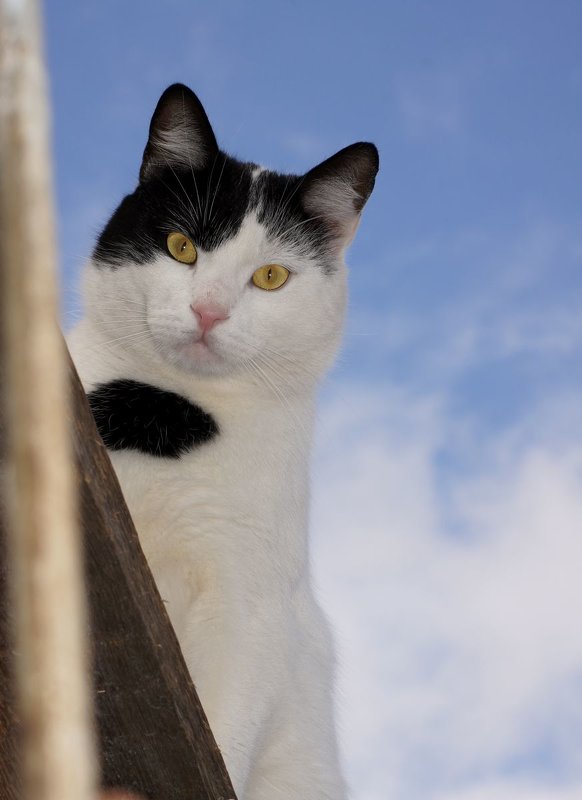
300, 142, 379, 249
139, 84, 219, 182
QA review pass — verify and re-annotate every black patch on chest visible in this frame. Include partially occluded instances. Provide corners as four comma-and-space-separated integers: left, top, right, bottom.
87, 380, 218, 458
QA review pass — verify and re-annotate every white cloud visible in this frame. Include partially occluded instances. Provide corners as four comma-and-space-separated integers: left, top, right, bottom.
312, 382, 582, 800
435, 784, 582, 800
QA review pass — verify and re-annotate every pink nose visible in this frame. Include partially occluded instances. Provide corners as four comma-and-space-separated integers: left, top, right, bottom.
191, 303, 229, 334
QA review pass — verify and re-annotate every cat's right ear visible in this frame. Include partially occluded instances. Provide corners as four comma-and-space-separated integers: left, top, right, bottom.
300, 142, 379, 250
139, 84, 219, 182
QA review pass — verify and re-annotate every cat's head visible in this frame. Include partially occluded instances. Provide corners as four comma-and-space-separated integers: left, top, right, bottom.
86, 84, 378, 387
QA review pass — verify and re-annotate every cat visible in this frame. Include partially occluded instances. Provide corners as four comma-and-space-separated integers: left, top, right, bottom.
67, 83, 378, 800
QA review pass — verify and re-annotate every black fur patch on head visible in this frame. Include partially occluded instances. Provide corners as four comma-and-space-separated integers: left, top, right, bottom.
94, 155, 256, 265
94, 157, 337, 272
93, 84, 378, 272
252, 170, 335, 268
88, 380, 218, 458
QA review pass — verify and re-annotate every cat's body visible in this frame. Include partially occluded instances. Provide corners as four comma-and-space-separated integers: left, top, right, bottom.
68, 84, 377, 799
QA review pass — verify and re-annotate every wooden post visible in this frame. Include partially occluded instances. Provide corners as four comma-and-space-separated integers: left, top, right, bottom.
0, 2, 98, 800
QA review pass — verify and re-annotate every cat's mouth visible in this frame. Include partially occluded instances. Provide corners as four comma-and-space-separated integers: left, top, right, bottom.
171, 331, 229, 374
179, 333, 217, 356
184, 338, 214, 356
147, 319, 232, 376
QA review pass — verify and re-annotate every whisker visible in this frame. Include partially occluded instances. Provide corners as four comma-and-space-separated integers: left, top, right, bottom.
90, 329, 151, 348
262, 347, 320, 383
245, 355, 309, 439
187, 154, 203, 219
276, 214, 326, 239
163, 158, 200, 227
93, 293, 146, 306
271, 175, 293, 223
207, 152, 229, 228
273, 174, 308, 227
203, 152, 220, 229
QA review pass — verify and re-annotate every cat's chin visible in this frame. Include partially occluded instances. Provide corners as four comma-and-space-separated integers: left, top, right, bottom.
164, 338, 233, 377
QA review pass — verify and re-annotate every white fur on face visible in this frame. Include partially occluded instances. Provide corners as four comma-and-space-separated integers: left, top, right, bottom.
86, 213, 347, 387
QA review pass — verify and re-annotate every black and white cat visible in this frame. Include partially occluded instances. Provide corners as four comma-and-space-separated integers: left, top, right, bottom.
68, 84, 378, 800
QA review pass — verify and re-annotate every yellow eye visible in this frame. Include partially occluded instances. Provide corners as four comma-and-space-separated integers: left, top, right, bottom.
167, 232, 197, 264
252, 264, 290, 291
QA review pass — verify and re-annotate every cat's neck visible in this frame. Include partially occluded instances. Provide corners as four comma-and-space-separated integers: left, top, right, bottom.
69, 317, 317, 582
69, 317, 318, 449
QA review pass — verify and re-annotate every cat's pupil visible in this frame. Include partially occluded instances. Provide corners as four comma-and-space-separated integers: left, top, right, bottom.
180, 240, 187, 252
267, 267, 272, 281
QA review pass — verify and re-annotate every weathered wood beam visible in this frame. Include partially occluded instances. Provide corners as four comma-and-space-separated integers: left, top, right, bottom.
70, 350, 237, 799
1, 349, 237, 799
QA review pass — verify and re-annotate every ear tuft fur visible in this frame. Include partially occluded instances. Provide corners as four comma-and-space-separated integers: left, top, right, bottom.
301, 143, 379, 247
140, 84, 218, 182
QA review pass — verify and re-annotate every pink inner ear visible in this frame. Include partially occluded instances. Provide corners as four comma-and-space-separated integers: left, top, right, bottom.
302, 177, 364, 247
303, 177, 362, 222
300, 143, 378, 248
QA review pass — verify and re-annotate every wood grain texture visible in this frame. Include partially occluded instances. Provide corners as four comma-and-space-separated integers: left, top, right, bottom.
0, 509, 20, 800
1, 1, 97, 797
0, 350, 237, 800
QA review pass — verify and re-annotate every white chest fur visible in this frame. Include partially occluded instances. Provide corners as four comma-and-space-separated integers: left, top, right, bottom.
68, 319, 347, 800
109, 385, 313, 634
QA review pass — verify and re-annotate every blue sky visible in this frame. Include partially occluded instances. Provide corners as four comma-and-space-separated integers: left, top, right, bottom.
46, 2, 582, 799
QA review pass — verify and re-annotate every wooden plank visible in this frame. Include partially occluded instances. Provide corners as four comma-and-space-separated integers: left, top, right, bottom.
0, 350, 237, 800
1, 1, 97, 798
0, 490, 20, 799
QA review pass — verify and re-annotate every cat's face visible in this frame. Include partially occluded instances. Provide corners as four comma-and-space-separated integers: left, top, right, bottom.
85, 84, 378, 387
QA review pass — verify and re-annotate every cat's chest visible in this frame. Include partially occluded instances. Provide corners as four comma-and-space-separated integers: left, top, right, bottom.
81, 366, 312, 590
107, 430, 308, 634
109, 435, 276, 542
106, 409, 308, 564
